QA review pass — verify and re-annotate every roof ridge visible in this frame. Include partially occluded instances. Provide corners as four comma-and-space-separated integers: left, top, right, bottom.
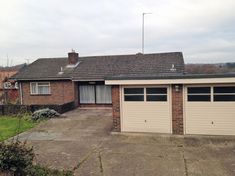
79, 51, 183, 59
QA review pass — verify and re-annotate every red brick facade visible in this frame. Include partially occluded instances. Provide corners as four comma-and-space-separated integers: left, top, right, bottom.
20, 80, 184, 134
21, 81, 77, 105
112, 85, 121, 132
172, 84, 184, 134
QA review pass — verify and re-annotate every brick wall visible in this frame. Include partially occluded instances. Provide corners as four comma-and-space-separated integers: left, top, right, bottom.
112, 85, 121, 132
21, 80, 76, 105
172, 84, 184, 134
74, 82, 79, 107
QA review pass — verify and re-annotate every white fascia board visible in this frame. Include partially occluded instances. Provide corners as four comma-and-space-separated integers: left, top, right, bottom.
105, 77, 235, 85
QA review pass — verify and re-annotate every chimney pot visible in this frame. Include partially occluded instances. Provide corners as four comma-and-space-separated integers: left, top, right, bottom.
68, 50, 79, 65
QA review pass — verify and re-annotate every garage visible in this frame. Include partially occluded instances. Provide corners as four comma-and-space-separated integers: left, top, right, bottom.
185, 85, 235, 135
121, 86, 171, 133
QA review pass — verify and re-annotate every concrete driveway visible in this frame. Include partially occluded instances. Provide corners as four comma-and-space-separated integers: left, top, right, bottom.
18, 108, 235, 176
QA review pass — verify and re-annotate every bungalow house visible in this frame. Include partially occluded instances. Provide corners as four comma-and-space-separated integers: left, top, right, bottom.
12, 51, 235, 135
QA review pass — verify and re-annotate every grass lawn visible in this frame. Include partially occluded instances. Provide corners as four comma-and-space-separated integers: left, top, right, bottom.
0, 116, 37, 141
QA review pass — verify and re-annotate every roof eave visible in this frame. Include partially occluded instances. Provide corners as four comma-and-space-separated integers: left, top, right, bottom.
10, 77, 72, 81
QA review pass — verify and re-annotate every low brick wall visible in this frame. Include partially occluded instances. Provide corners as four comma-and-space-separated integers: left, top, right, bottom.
0, 101, 75, 115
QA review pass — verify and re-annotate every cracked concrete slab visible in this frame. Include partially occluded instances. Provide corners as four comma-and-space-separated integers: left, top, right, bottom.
16, 108, 235, 176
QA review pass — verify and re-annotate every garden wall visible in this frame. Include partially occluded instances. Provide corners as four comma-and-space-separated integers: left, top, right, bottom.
0, 101, 75, 115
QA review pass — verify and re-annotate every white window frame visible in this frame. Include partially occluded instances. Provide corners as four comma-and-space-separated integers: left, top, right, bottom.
213, 86, 235, 102
123, 86, 168, 102
124, 87, 145, 102
146, 87, 168, 102
30, 82, 51, 95
187, 86, 211, 102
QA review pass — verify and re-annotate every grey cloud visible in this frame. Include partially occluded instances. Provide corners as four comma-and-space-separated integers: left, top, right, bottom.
0, 0, 235, 66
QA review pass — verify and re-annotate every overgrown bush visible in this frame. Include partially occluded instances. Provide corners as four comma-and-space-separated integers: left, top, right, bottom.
31, 108, 60, 121
0, 141, 73, 176
0, 141, 34, 175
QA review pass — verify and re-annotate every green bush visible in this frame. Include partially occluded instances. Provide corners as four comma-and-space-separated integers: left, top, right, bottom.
31, 108, 60, 121
0, 141, 34, 175
29, 165, 73, 176
0, 141, 73, 176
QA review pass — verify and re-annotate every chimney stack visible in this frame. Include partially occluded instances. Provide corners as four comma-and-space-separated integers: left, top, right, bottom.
68, 50, 79, 65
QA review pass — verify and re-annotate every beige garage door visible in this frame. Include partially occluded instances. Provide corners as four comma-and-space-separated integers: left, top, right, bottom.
185, 85, 235, 135
121, 86, 171, 133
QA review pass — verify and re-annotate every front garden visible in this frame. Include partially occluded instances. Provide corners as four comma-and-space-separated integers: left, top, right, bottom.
0, 115, 37, 142
0, 109, 73, 176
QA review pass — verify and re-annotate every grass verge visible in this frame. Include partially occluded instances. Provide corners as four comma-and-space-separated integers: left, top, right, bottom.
0, 115, 37, 141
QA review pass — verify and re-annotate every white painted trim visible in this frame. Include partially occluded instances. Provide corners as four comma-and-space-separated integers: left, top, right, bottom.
120, 85, 124, 132
19, 82, 23, 105
183, 85, 186, 135
105, 77, 235, 85
169, 85, 172, 134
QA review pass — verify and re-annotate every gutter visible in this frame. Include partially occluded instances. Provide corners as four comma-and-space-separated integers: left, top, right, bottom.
10, 77, 72, 81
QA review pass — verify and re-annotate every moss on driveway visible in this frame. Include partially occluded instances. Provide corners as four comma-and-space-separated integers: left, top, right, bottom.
0, 116, 38, 141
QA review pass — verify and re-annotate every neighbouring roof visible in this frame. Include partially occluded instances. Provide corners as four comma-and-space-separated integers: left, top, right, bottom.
11, 52, 185, 81
0, 63, 26, 72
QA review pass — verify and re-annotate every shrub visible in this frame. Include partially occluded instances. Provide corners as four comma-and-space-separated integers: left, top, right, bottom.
0, 141, 34, 175
31, 108, 60, 121
0, 141, 73, 176
29, 165, 73, 176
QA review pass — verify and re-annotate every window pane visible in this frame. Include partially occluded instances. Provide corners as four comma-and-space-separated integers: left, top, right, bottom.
79, 85, 95, 104
146, 95, 167, 101
124, 95, 144, 101
146, 88, 167, 94
188, 95, 211, 101
38, 86, 49, 94
31, 83, 37, 94
214, 95, 235, 101
214, 87, 235, 93
96, 85, 112, 104
188, 87, 210, 94
124, 88, 144, 94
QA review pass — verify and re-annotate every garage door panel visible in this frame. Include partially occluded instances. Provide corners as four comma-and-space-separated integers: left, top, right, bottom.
185, 85, 235, 135
122, 87, 171, 133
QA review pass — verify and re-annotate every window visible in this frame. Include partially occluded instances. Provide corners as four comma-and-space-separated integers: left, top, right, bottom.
187, 87, 211, 101
79, 85, 112, 104
30, 82, 50, 95
146, 88, 167, 101
96, 85, 112, 104
79, 85, 95, 103
124, 88, 144, 101
214, 86, 235, 101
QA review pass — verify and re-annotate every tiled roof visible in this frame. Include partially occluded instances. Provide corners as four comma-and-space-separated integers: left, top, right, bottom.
12, 52, 185, 81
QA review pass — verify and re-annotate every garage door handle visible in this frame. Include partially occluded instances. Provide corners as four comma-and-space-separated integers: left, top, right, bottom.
145, 120, 147, 123
211, 121, 214, 124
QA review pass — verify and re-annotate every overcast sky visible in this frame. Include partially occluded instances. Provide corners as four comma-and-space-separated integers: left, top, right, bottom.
0, 0, 235, 66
